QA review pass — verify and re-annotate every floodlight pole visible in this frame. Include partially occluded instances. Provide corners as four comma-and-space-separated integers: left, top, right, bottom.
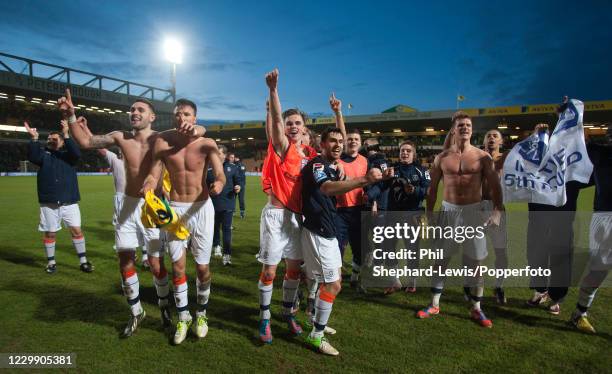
171, 63, 177, 102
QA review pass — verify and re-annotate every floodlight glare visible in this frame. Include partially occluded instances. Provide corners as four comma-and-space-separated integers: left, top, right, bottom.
164, 38, 183, 64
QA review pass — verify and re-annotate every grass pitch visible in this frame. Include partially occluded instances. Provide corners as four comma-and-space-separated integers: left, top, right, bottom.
0, 176, 610, 373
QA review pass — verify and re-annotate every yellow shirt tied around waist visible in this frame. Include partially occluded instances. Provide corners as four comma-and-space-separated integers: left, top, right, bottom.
141, 190, 189, 240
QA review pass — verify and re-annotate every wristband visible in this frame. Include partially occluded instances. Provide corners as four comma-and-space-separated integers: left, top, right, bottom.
68, 114, 77, 124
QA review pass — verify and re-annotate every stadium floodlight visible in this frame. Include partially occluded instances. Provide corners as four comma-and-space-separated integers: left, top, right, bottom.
164, 38, 183, 65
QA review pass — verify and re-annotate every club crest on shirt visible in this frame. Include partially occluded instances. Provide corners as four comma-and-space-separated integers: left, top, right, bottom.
313, 163, 327, 183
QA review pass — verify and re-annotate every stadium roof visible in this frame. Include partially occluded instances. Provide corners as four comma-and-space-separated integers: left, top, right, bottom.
0, 52, 175, 114
204, 100, 612, 140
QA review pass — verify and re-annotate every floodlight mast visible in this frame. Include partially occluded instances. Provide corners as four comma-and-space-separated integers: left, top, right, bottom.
164, 38, 183, 102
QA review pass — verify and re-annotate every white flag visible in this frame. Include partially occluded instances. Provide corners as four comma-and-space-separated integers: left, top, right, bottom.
502, 99, 593, 206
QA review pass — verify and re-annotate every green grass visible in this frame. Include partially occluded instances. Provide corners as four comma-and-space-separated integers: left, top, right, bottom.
0, 176, 610, 373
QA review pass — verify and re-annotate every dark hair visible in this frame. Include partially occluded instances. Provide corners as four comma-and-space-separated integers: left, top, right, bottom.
133, 98, 156, 114
347, 128, 361, 136
320, 127, 343, 143
175, 98, 197, 115
485, 129, 502, 137
228, 152, 235, 157
282, 108, 308, 124
49, 131, 64, 139
451, 110, 471, 125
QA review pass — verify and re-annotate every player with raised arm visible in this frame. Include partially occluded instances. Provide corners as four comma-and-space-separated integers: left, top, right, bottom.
329, 93, 368, 288
142, 98, 225, 345
416, 111, 502, 328
257, 69, 316, 344
301, 127, 391, 355
58, 89, 206, 337
25, 120, 93, 275
78, 117, 153, 270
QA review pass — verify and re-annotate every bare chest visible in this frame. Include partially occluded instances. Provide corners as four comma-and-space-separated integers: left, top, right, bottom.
118, 138, 153, 175
441, 153, 483, 176
165, 143, 206, 173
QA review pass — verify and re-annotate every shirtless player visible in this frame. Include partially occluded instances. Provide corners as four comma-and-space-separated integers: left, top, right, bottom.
442, 127, 509, 304
142, 98, 225, 345
59, 89, 207, 338
416, 111, 502, 328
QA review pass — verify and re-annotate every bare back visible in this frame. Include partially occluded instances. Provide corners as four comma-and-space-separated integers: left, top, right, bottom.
155, 131, 214, 202
114, 130, 158, 198
438, 145, 491, 205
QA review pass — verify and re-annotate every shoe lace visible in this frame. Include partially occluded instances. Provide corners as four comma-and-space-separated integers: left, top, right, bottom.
198, 316, 208, 326
177, 321, 188, 332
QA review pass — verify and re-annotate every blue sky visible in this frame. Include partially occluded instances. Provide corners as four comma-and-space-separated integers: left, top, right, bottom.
1, 0, 611, 120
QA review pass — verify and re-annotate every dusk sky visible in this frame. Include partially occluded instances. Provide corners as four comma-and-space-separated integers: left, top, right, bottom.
1, 0, 611, 120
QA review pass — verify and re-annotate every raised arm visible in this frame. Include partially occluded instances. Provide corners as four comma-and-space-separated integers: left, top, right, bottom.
266, 69, 289, 155
24, 121, 43, 166
426, 154, 443, 212
265, 100, 272, 141
56, 88, 116, 149
60, 119, 81, 165
329, 93, 346, 141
